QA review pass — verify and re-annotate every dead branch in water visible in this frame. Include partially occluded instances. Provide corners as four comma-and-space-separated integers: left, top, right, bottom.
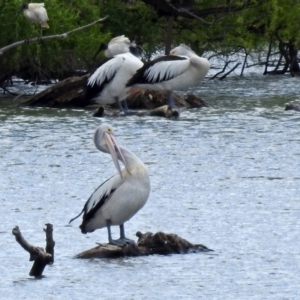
76, 231, 213, 259
0, 16, 109, 55
12, 224, 55, 277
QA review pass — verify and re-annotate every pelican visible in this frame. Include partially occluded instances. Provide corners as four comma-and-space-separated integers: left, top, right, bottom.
69, 124, 150, 245
126, 44, 210, 110
86, 36, 144, 112
104, 35, 143, 58
18, 3, 49, 29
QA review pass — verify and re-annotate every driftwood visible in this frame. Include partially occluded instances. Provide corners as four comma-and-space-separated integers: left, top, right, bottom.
285, 101, 300, 111
76, 231, 213, 259
20, 75, 89, 107
0, 17, 109, 55
19, 77, 211, 116
12, 224, 55, 277
92, 105, 182, 119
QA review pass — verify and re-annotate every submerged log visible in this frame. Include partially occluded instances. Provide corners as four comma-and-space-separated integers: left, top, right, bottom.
285, 102, 300, 111
12, 224, 55, 277
76, 231, 213, 259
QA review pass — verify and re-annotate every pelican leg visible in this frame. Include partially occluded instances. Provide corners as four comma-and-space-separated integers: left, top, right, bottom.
166, 90, 176, 108
121, 99, 130, 112
106, 221, 135, 245
116, 97, 130, 113
166, 90, 180, 118
118, 224, 135, 244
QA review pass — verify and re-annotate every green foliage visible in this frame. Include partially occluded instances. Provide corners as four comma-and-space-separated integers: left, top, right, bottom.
1, 0, 300, 79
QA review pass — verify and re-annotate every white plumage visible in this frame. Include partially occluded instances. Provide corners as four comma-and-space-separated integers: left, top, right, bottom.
87, 53, 143, 108
126, 44, 210, 110
19, 3, 49, 29
70, 124, 150, 245
86, 36, 143, 112
105, 35, 143, 58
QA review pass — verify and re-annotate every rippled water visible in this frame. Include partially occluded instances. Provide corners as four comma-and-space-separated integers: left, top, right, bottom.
1, 75, 300, 299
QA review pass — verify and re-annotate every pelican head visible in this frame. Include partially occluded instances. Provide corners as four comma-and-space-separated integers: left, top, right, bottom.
170, 44, 195, 56
94, 124, 130, 178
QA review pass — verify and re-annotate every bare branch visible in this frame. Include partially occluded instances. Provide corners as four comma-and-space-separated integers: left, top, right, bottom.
0, 16, 109, 55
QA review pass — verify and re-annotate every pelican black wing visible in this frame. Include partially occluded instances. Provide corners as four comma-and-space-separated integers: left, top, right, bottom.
126, 55, 187, 86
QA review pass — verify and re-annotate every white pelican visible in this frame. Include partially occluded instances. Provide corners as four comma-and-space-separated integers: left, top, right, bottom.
86, 36, 143, 112
19, 3, 49, 29
69, 124, 150, 245
104, 35, 143, 58
126, 44, 210, 110
93, 35, 144, 61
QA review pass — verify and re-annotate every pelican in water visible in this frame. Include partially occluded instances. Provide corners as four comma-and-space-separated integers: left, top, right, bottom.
18, 3, 49, 29
126, 44, 210, 111
70, 124, 150, 245
86, 36, 143, 112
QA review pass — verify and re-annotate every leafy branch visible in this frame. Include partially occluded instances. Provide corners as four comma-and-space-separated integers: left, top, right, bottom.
0, 16, 109, 55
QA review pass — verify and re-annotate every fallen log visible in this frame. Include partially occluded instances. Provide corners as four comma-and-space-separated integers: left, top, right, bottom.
19, 76, 212, 114
75, 231, 213, 259
12, 224, 55, 277
20, 75, 89, 107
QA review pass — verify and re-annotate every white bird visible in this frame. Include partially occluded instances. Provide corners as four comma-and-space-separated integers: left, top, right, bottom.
86, 36, 144, 112
19, 3, 49, 29
126, 44, 210, 111
104, 35, 143, 58
69, 124, 150, 245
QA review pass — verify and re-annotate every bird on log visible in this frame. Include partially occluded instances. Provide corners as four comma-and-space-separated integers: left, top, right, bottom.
126, 44, 210, 115
69, 124, 150, 245
18, 3, 49, 31
86, 36, 144, 113
103, 35, 144, 58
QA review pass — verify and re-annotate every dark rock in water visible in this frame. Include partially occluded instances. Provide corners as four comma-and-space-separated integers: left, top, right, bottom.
75, 231, 213, 259
92, 106, 105, 117
285, 102, 300, 111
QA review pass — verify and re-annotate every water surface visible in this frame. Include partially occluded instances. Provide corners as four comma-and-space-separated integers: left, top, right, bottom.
1, 75, 300, 299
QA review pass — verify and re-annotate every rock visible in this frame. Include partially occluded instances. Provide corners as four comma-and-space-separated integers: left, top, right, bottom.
285, 102, 300, 111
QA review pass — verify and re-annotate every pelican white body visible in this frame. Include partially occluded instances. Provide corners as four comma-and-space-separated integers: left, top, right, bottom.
87, 52, 143, 105
127, 44, 210, 92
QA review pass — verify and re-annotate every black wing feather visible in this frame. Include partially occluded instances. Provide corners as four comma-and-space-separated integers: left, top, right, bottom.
85, 57, 116, 101
126, 55, 187, 87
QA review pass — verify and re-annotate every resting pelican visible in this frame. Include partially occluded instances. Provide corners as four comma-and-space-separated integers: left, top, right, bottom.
18, 3, 49, 29
86, 36, 143, 112
104, 35, 143, 58
70, 124, 150, 245
126, 44, 210, 110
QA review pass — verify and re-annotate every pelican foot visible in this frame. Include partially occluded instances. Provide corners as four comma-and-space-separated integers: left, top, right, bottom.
109, 238, 136, 246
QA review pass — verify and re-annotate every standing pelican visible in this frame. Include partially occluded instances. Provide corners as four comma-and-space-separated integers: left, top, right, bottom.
18, 3, 49, 29
86, 36, 144, 112
126, 44, 210, 110
70, 124, 150, 245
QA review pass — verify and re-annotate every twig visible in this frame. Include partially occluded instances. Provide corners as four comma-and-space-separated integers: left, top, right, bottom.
0, 16, 109, 55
